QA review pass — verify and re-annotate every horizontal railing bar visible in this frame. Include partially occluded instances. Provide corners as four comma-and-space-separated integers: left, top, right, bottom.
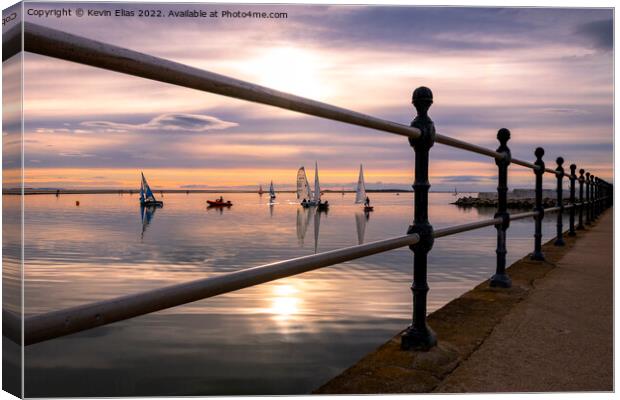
509, 210, 540, 220
433, 217, 503, 238
435, 134, 504, 161
21, 233, 420, 346
511, 158, 539, 170
16, 22, 566, 174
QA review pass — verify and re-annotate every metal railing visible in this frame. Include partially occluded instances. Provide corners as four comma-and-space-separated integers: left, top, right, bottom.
2, 22, 613, 349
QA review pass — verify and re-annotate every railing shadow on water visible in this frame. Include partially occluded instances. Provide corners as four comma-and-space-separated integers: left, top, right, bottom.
2, 22, 613, 349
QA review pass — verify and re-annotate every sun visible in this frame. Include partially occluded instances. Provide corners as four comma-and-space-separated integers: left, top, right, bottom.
246, 47, 330, 100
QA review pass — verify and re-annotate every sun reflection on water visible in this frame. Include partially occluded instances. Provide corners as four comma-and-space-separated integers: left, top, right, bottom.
269, 284, 301, 322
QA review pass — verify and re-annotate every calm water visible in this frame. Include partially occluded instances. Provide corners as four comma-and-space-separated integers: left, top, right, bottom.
10, 192, 565, 396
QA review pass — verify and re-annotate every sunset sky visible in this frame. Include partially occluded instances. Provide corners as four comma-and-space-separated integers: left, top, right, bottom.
4, 3, 614, 191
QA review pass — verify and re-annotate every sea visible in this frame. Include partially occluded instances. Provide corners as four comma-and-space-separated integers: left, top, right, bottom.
3, 192, 567, 396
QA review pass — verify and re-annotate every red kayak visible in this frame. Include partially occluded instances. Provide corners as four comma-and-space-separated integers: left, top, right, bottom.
207, 200, 233, 207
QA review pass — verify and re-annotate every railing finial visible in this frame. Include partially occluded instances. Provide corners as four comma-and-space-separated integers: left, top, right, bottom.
412, 86, 433, 117
535, 147, 544, 160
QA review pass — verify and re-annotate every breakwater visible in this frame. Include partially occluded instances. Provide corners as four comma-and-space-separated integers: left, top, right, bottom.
452, 195, 564, 209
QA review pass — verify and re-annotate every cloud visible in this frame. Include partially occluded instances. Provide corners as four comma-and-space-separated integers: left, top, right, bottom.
576, 19, 613, 51
81, 113, 238, 133
59, 152, 96, 158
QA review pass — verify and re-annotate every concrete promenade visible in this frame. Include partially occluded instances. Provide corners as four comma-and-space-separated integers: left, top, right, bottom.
316, 208, 613, 394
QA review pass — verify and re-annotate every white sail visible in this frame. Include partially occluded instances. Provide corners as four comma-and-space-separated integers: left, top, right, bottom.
313, 161, 321, 202
355, 164, 367, 204
296, 167, 312, 200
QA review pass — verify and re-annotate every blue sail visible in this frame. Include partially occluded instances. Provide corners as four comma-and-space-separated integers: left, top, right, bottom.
140, 172, 158, 203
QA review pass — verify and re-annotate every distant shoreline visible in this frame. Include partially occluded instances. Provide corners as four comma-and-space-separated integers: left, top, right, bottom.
0, 188, 476, 196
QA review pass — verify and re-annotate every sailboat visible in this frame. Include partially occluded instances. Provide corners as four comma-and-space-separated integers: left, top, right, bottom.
258, 184, 264, 196
355, 164, 373, 212
298, 162, 328, 210
314, 162, 329, 211
453, 187, 458, 196
269, 180, 276, 202
139, 172, 163, 207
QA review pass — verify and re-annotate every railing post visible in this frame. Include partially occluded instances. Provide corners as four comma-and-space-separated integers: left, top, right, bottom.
568, 164, 576, 236
595, 177, 601, 218
554, 157, 565, 246
607, 182, 612, 209
490, 128, 511, 288
531, 147, 545, 261
401, 86, 436, 351
593, 177, 598, 219
577, 169, 585, 230
586, 172, 592, 225
591, 176, 596, 220
588, 174, 594, 222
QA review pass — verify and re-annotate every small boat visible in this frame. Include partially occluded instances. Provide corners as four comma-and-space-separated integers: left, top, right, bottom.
269, 180, 276, 202
140, 172, 163, 207
258, 184, 264, 196
355, 164, 373, 212
453, 187, 458, 196
207, 198, 233, 207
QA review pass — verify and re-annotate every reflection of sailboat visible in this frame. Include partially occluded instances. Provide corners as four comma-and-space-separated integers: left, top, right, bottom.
269, 180, 276, 202
140, 204, 158, 239
355, 164, 373, 212
355, 211, 370, 245
313, 208, 321, 253
296, 206, 316, 246
269, 203, 274, 217
139, 172, 163, 207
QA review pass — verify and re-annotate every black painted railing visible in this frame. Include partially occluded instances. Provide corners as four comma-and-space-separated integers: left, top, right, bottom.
2, 22, 613, 348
